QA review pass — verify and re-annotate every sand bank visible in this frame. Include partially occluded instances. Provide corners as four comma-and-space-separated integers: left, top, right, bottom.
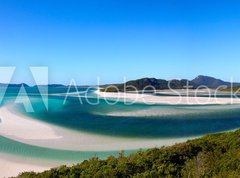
0, 153, 58, 178
0, 105, 193, 151
95, 90, 240, 105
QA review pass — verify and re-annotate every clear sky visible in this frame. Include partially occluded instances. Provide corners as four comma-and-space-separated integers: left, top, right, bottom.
1, 0, 240, 85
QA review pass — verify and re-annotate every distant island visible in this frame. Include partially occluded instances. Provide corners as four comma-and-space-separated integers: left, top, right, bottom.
2, 75, 240, 93
101, 75, 240, 92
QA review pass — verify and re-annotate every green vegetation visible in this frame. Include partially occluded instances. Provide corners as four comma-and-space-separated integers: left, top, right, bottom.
17, 130, 240, 178
101, 78, 197, 92
222, 86, 240, 93
100, 76, 240, 92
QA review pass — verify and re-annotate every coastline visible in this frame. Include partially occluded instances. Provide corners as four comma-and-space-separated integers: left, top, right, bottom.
95, 89, 240, 105
0, 105, 193, 151
0, 153, 58, 178
0, 104, 195, 177
0, 90, 239, 177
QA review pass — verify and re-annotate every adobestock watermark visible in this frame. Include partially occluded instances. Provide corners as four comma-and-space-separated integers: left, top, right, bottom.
0, 66, 48, 112
1, 67, 240, 113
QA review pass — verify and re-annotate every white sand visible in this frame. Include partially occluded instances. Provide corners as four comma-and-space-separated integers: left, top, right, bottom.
96, 90, 240, 105
0, 158, 48, 177
0, 153, 62, 178
0, 90, 237, 177
0, 106, 61, 140
0, 105, 192, 151
0, 104, 194, 177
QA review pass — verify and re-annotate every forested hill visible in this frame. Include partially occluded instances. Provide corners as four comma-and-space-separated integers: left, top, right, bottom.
17, 129, 240, 178
101, 75, 240, 92
101, 78, 197, 92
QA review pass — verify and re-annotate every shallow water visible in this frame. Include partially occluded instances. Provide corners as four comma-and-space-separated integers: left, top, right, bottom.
1, 86, 240, 161
0, 136, 134, 162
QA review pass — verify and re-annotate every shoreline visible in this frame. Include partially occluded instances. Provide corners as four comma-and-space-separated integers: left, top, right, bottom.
0, 104, 195, 177
95, 90, 240, 105
0, 93, 239, 177
0, 105, 194, 151
0, 153, 59, 178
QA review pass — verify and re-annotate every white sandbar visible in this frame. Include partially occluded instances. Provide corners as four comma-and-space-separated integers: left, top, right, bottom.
96, 90, 240, 105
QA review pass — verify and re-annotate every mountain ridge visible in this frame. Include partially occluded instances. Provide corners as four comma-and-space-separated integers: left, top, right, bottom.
1, 75, 240, 90
101, 75, 240, 92
191, 75, 240, 88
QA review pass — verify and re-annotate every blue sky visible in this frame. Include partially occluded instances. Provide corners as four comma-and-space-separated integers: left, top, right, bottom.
0, 0, 240, 85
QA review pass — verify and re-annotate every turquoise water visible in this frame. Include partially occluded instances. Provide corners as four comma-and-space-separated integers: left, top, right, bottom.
16, 95, 240, 138
1, 86, 240, 162
0, 136, 135, 162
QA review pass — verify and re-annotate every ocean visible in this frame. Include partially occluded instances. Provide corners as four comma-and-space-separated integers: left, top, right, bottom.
1, 86, 240, 164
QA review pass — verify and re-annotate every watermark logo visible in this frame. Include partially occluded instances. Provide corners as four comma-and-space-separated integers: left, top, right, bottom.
0, 66, 48, 112
1, 66, 240, 113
